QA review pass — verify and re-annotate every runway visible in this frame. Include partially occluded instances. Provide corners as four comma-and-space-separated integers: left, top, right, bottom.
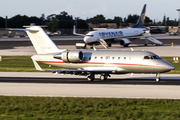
0, 72, 180, 99
0, 36, 180, 99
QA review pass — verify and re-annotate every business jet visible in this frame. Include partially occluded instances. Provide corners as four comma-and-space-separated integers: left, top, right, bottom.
73, 4, 163, 49
9, 24, 174, 82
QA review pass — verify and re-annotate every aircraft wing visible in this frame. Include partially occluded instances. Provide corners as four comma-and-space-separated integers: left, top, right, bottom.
46, 69, 117, 73
73, 25, 86, 36
32, 57, 125, 73
45, 67, 126, 75
126, 33, 168, 39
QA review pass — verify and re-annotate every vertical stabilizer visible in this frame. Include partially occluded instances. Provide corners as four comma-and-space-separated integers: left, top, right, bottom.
24, 25, 60, 54
133, 4, 146, 28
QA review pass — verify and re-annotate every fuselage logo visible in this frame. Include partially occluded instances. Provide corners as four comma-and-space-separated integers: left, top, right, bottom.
141, 13, 145, 24
98, 31, 124, 39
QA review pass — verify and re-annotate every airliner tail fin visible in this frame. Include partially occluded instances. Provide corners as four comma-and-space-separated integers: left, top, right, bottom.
133, 4, 146, 28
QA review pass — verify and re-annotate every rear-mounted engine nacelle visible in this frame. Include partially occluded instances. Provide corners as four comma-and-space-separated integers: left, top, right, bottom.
53, 50, 84, 63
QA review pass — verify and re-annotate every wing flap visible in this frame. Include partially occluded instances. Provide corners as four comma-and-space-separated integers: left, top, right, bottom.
45, 67, 126, 73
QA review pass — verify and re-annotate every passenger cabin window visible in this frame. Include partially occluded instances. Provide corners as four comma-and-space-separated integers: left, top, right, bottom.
124, 57, 126, 60
101, 57, 103, 59
95, 57, 97, 59
118, 57, 120, 60
112, 57, 115, 60
144, 55, 160, 59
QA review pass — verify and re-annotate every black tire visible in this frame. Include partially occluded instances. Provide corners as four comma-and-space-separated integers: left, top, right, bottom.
124, 44, 129, 47
156, 78, 160, 82
87, 76, 94, 81
100, 75, 107, 81
108, 44, 112, 47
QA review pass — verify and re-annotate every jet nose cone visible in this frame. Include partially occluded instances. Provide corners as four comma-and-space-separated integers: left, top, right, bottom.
83, 37, 89, 43
169, 66, 175, 70
165, 64, 175, 71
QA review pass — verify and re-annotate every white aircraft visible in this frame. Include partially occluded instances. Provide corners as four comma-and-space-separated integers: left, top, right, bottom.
73, 4, 163, 49
10, 25, 174, 82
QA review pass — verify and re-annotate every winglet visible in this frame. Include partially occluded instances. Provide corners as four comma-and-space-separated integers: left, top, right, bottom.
73, 25, 76, 34
73, 25, 86, 36
133, 4, 146, 28
31, 57, 44, 71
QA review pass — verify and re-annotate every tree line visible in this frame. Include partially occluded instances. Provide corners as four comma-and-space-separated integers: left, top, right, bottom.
0, 11, 178, 32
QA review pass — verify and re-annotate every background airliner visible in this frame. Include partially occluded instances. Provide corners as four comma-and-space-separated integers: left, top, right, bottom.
10, 24, 174, 82
73, 4, 163, 49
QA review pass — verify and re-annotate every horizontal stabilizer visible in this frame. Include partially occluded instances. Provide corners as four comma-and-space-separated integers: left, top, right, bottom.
8, 28, 39, 32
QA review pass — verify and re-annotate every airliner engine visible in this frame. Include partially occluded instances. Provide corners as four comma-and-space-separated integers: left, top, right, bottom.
119, 38, 131, 46
53, 50, 84, 63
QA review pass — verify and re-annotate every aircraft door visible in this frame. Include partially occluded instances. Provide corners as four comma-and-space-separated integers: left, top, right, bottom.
105, 56, 110, 64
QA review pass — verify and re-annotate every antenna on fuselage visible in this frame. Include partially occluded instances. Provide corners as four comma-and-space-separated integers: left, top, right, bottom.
130, 47, 134, 51
93, 44, 97, 51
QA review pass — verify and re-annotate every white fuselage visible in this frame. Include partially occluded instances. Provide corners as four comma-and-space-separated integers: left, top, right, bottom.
83, 28, 145, 44
32, 50, 174, 74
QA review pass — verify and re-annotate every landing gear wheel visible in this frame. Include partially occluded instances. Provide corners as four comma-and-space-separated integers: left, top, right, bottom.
156, 78, 160, 82
87, 76, 94, 81
87, 74, 95, 81
144, 44, 147, 46
108, 44, 112, 47
100, 75, 107, 81
124, 44, 129, 47
156, 73, 160, 82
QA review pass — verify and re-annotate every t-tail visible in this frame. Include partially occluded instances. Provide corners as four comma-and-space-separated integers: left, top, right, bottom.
133, 4, 146, 28
9, 24, 66, 54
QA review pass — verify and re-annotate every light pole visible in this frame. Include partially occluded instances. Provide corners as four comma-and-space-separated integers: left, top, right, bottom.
177, 9, 180, 26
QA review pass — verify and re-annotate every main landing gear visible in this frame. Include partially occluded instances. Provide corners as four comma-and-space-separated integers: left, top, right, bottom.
87, 73, 95, 81
87, 73, 110, 81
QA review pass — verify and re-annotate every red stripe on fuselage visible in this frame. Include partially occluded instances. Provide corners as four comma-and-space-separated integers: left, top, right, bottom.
37, 61, 161, 68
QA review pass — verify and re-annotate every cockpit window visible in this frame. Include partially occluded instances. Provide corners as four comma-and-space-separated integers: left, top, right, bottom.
144, 55, 161, 59
87, 35, 94, 37
152, 56, 160, 59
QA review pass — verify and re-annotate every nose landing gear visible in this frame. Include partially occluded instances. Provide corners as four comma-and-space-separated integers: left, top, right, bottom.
156, 73, 160, 82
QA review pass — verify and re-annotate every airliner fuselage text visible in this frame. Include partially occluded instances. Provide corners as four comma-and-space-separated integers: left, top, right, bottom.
84, 28, 144, 44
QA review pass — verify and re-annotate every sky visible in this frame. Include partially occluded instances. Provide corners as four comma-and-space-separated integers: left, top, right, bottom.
1, 0, 180, 21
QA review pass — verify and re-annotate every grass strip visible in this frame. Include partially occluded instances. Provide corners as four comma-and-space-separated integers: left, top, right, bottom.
0, 96, 180, 120
0, 56, 58, 72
